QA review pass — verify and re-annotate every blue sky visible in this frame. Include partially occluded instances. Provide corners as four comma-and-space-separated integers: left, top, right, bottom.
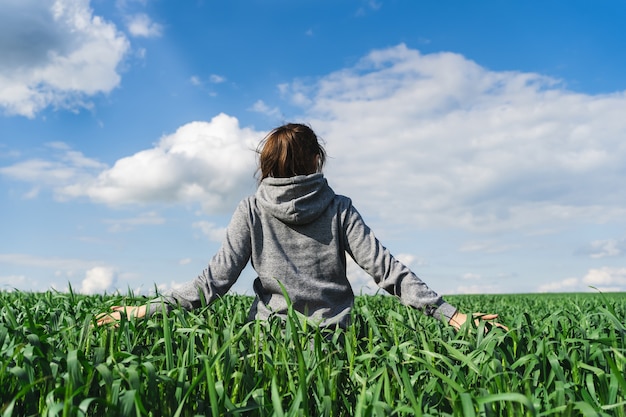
1, 0, 626, 296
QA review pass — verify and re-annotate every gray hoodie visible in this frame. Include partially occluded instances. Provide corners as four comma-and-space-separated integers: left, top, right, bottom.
148, 173, 456, 328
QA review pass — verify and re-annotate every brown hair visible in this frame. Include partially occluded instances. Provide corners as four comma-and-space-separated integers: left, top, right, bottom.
257, 123, 326, 180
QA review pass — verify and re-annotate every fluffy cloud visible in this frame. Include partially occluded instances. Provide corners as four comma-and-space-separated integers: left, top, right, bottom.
4, 44, 626, 239
583, 267, 626, 289
80, 266, 117, 294
0, 0, 130, 117
1, 114, 262, 212
538, 267, 626, 293
538, 277, 581, 293
279, 44, 626, 233
0, 254, 120, 293
60, 113, 261, 212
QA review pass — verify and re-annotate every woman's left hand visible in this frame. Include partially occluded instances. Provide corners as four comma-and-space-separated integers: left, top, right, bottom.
96, 305, 147, 326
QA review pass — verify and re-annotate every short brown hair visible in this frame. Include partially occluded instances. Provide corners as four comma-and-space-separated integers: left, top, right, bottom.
257, 123, 326, 180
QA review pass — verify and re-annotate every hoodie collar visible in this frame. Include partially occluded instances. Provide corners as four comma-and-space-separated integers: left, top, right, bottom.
256, 173, 335, 225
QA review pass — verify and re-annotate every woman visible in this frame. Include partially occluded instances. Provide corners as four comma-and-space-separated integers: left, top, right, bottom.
97, 123, 504, 331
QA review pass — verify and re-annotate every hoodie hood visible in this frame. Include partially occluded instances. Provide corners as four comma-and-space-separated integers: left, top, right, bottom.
256, 173, 336, 225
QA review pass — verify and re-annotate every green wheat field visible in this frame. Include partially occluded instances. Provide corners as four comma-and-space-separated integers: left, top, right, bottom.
1, 289, 624, 416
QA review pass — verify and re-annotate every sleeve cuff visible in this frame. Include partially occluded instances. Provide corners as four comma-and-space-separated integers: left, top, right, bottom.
146, 297, 174, 317
432, 301, 457, 323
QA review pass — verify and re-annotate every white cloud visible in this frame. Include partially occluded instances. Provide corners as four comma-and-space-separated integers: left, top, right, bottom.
104, 211, 165, 232
459, 241, 519, 254
59, 113, 261, 212
0, 142, 107, 198
346, 252, 426, 295
538, 267, 626, 293
586, 239, 625, 259
209, 74, 226, 84
23, 187, 41, 199
126, 13, 162, 38
583, 267, 626, 288
0, 253, 121, 293
5, 43, 626, 249
0, 0, 130, 117
250, 100, 282, 118
0, 253, 100, 271
80, 266, 117, 294
276, 44, 626, 233
190, 74, 226, 87
193, 221, 227, 242
355, 0, 382, 16
346, 257, 378, 295
454, 284, 503, 295
537, 277, 580, 292
0, 275, 27, 290
396, 253, 427, 269
461, 273, 482, 281
153, 280, 189, 295
1, 115, 261, 212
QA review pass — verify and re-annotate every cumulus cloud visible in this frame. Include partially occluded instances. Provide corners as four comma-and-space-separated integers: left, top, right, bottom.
0, 0, 130, 117
538, 277, 580, 293
583, 267, 626, 288
153, 280, 189, 295
59, 113, 261, 212
0, 253, 120, 292
80, 266, 117, 294
538, 267, 626, 293
1, 114, 261, 213
4, 44, 626, 241
277, 44, 626, 233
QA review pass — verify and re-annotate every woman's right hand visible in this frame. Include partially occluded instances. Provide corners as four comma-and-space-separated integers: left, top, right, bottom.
96, 305, 147, 326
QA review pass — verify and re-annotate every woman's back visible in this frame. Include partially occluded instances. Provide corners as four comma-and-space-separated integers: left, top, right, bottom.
245, 173, 354, 328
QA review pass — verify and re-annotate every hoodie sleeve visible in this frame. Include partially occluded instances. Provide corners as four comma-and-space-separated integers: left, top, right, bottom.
342, 200, 457, 323
147, 199, 253, 316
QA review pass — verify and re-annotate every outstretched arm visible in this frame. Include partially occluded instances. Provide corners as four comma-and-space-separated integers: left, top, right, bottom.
95, 200, 253, 326
342, 202, 455, 322
342, 202, 507, 331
